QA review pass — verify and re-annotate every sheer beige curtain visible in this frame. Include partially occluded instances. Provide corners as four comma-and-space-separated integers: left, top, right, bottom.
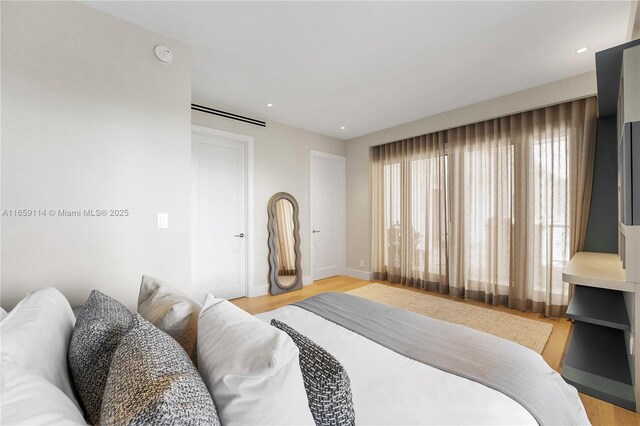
371, 97, 597, 317
447, 119, 514, 304
371, 134, 449, 291
276, 200, 296, 274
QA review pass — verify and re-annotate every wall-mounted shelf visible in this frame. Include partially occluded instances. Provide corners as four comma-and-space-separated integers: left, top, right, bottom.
562, 251, 636, 411
562, 252, 632, 292
566, 285, 631, 330
562, 321, 635, 411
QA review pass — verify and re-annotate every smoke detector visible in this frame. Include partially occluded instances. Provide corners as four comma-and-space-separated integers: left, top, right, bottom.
154, 45, 174, 65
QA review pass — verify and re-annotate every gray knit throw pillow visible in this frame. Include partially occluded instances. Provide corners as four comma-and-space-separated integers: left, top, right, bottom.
271, 319, 355, 426
68, 290, 134, 424
100, 314, 219, 426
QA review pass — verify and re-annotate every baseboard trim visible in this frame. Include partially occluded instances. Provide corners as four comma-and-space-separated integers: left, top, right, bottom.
345, 268, 372, 281
303, 275, 313, 286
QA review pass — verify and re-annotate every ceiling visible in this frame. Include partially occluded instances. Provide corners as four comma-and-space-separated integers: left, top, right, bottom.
85, 1, 632, 140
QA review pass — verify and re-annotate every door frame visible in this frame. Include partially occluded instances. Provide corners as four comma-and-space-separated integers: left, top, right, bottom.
191, 125, 254, 298
309, 150, 346, 281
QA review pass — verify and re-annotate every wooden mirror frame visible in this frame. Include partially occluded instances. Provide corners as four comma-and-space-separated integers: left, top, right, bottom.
267, 192, 303, 295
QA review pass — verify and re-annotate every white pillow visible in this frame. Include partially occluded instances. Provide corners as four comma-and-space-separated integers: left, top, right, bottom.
1, 355, 87, 425
138, 275, 201, 363
197, 294, 314, 425
0, 288, 81, 410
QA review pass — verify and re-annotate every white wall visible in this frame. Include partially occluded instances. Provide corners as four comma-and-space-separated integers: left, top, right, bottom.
191, 107, 345, 296
628, 0, 640, 41
1, 2, 192, 310
345, 71, 597, 275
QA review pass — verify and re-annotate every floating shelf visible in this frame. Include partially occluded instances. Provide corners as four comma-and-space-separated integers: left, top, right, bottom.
562, 322, 635, 411
562, 252, 633, 292
566, 285, 631, 330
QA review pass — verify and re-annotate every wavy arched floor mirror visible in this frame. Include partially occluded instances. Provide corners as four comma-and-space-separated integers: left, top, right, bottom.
267, 192, 302, 295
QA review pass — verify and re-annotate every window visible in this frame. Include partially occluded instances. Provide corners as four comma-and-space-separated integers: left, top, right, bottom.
371, 97, 597, 316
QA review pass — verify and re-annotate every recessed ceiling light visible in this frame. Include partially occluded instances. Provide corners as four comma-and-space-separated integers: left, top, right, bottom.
576, 47, 588, 54
266, 103, 273, 107
340, 126, 346, 130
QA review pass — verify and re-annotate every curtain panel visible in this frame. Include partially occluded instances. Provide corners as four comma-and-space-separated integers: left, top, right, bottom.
371, 97, 597, 317
371, 133, 449, 291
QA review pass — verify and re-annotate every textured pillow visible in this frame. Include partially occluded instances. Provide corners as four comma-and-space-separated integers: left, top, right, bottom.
68, 290, 134, 425
198, 294, 314, 425
137, 275, 201, 364
100, 315, 219, 426
1, 354, 87, 425
0, 288, 81, 410
271, 319, 356, 426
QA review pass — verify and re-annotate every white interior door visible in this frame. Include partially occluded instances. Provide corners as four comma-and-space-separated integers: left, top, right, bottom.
192, 129, 247, 300
310, 151, 346, 280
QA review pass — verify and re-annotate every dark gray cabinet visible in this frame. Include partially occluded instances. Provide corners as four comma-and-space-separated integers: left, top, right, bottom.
563, 40, 640, 414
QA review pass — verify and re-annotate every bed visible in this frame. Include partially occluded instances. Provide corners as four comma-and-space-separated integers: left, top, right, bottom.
256, 292, 590, 426
1, 284, 590, 426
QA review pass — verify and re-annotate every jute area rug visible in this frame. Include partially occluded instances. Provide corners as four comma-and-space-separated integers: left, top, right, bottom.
347, 283, 553, 354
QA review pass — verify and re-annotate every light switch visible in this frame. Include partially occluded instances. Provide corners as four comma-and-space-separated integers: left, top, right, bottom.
157, 213, 169, 229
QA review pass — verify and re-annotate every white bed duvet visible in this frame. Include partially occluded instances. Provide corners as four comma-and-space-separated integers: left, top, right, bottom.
256, 305, 538, 426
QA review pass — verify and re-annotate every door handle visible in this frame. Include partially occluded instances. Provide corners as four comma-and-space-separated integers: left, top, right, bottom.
313, 230, 320, 233
234, 233, 245, 238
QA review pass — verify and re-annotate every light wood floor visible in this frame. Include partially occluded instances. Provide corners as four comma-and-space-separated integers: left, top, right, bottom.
232, 276, 640, 426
